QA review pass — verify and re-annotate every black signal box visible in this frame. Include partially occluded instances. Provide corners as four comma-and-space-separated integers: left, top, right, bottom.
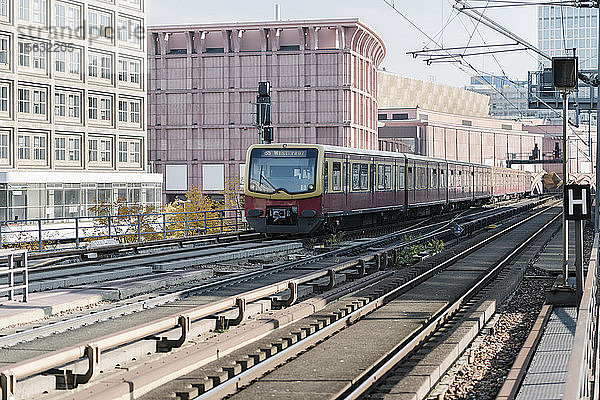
552, 57, 578, 90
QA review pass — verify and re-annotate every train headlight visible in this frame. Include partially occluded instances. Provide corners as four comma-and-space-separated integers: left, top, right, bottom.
250, 183, 257, 190
308, 184, 314, 191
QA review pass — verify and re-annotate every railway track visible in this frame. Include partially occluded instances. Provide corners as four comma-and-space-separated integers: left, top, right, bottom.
0, 197, 549, 400
136, 200, 560, 400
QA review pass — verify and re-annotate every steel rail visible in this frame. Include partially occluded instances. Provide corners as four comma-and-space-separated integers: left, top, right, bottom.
0, 198, 547, 399
194, 205, 560, 400
343, 210, 561, 400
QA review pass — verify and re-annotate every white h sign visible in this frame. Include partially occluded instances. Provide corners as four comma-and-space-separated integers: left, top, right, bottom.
565, 184, 592, 220
568, 188, 587, 215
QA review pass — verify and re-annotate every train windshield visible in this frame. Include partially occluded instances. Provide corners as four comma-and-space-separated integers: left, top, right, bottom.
248, 148, 318, 195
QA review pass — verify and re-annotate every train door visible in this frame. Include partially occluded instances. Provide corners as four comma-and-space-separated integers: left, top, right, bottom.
407, 160, 415, 206
370, 158, 375, 206
344, 155, 350, 209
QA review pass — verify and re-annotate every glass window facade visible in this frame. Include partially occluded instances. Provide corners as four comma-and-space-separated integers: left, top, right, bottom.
0, 182, 162, 221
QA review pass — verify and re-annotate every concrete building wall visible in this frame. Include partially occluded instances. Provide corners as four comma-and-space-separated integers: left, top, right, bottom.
147, 19, 385, 202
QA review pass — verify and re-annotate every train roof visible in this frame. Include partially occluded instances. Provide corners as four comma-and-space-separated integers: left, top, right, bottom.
248, 143, 490, 169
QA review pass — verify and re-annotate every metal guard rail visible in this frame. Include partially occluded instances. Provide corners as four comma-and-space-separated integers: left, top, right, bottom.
564, 233, 600, 400
0, 249, 28, 302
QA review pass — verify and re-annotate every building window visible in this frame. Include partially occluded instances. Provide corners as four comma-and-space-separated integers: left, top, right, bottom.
100, 139, 111, 162
88, 53, 98, 77
68, 137, 79, 161
33, 135, 45, 160
129, 101, 140, 124
118, 59, 127, 81
128, 20, 140, 44
100, 54, 111, 79
19, 0, 46, 23
117, 18, 127, 42
18, 88, 30, 113
129, 140, 140, 163
55, 50, 65, 72
57, 136, 80, 162
89, 138, 112, 164
55, 136, 65, 160
54, 2, 64, 27
88, 10, 112, 39
129, 60, 140, 84
18, 42, 46, 70
100, 97, 111, 121
0, 133, 8, 160
18, 42, 29, 67
67, 93, 79, 118
118, 100, 127, 122
54, 2, 79, 32
117, 17, 141, 45
118, 140, 127, 162
0, 0, 8, 18
68, 49, 80, 74
88, 96, 97, 119
54, 92, 66, 116
0, 37, 8, 66
88, 138, 97, 161
32, 0, 45, 23
0, 84, 8, 113
32, 89, 45, 115
17, 133, 46, 161
17, 135, 30, 159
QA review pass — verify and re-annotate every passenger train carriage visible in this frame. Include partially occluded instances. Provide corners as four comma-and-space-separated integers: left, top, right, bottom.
244, 144, 530, 235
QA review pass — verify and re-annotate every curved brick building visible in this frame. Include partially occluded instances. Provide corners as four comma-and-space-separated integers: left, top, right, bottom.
147, 18, 385, 201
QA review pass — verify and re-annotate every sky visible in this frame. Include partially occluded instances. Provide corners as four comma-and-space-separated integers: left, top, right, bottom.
147, 0, 539, 88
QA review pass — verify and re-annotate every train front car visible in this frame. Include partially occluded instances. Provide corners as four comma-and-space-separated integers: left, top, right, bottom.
244, 144, 324, 235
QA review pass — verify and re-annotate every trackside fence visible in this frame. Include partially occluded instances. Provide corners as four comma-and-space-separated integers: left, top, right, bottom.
0, 249, 28, 302
0, 209, 248, 252
564, 233, 600, 399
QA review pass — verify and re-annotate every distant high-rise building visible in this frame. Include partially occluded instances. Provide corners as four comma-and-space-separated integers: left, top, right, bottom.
465, 75, 556, 120
537, 5, 597, 69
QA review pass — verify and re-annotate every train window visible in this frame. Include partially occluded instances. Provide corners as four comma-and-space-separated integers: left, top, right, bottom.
377, 165, 392, 190
440, 169, 446, 188
417, 166, 427, 189
332, 162, 341, 191
324, 162, 329, 193
431, 168, 437, 188
398, 165, 405, 189
449, 169, 454, 187
370, 164, 375, 191
407, 166, 413, 190
361, 164, 369, 190
352, 163, 369, 191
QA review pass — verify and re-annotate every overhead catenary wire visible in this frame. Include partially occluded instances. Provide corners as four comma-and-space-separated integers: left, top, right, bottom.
383, 0, 593, 161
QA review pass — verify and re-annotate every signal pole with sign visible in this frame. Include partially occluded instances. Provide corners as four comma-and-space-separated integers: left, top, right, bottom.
553, 57, 578, 287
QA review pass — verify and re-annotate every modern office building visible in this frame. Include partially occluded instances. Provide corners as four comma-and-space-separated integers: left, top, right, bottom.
464, 75, 557, 120
0, 0, 162, 220
537, 5, 597, 69
147, 19, 385, 202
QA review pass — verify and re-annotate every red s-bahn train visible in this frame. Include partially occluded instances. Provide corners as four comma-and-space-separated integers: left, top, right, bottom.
244, 144, 530, 235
